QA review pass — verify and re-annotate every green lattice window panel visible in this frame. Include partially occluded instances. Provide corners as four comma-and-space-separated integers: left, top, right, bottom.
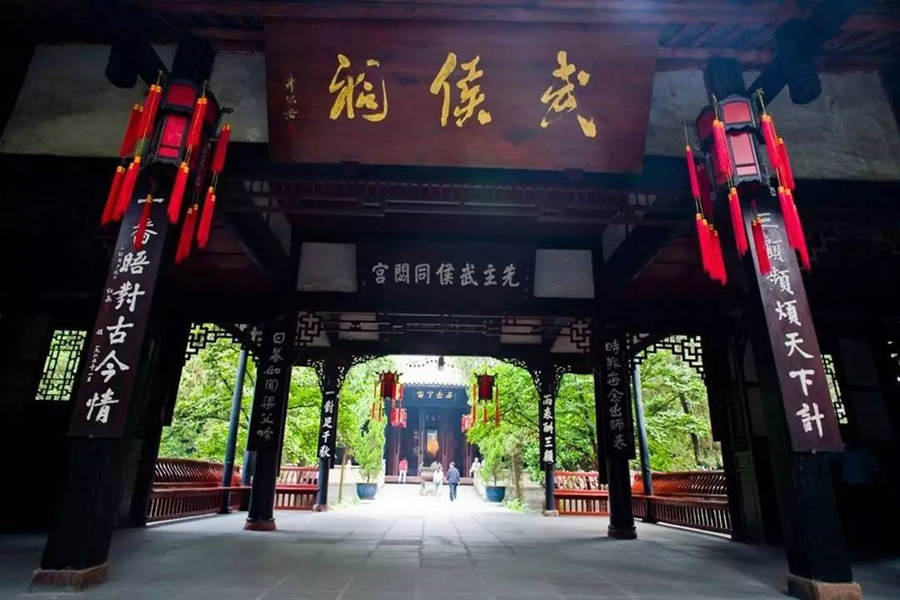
35, 329, 87, 401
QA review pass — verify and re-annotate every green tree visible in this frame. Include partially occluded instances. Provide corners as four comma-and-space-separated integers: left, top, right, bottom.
637, 349, 721, 471
159, 333, 396, 467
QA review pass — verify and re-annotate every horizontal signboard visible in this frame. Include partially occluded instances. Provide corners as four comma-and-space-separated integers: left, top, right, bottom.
265, 20, 656, 172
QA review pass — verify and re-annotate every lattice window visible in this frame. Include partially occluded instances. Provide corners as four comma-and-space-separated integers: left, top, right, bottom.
35, 329, 87, 401
632, 334, 705, 378
822, 353, 849, 425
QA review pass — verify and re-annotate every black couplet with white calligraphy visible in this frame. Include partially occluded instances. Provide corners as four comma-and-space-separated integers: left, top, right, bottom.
539, 392, 556, 467
748, 207, 842, 452
247, 316, 297, 452
358, 241, 533, 310
69, 197, 167, 437
596, 333, 636, 459
317, 388, 339, 466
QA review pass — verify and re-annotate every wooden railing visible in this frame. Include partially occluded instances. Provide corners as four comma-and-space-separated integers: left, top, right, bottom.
554, 471, 609, 516
274, 466, 319, 510
631, 471, 731, 535
553, 470, 732, 536
148, 458, 249, 523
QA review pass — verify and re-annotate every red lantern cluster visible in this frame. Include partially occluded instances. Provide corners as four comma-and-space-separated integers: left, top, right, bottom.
101, 74, 232, 264
683, 92, 810, 283
371, 372, 403, 425
471, 373, 500, 427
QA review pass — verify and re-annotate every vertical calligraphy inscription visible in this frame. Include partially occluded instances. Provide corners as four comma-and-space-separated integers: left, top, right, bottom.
247, 317, 297, 452
597, 333, 635, 460
69, 198, 168, 437
750, 210, 842, 452
539, 392, 556, 466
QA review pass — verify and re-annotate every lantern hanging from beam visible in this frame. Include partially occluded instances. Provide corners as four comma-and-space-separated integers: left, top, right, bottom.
474, 373, 500, 426
682, 90, 811, 283
101, 74, 233, 264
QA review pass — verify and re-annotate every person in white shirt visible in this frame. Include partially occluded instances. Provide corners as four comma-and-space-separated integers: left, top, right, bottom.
469, 457, 481, 476
433, 465, 443, 495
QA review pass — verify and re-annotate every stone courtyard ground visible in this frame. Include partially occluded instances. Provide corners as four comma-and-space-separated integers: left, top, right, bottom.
2, 484, 898, 599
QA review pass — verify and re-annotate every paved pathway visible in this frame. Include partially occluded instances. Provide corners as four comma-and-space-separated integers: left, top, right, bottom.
2, 484, 898, 599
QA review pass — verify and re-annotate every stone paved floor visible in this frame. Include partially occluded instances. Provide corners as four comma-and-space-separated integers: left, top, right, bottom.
2, 484, 898, 599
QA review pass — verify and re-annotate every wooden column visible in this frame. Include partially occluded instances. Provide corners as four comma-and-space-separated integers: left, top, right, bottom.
594, 331, 637, 539
220, 348, 249, 513
244, 314, 297, 531
701, 330, 764, 542
313, 358, 344, 511
532, 363, 560, 516
33, 188, 171, 590
740, 190, 857, 598
126, 317, 191, 526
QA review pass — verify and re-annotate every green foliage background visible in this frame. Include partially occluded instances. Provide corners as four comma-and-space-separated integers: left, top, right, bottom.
159, 334, 395, 467
160, 333, 719, 477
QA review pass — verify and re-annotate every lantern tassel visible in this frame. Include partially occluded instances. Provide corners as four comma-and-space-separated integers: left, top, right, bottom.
167, 162, 190, 224
494, 384, 500, 426
786, 189, 811, 271
175, 205, 198, 264
482, 403, 489, 424
778, 187, 799, 249
728, 187, 749, 256
760, 114, 782, 175
712, 119, 733, 181
137, 85, 162, 149
751, 218, 771, 275
114, 157, 141, 221
196, 187, 216, 249
186, 96, 209, 152
711, 227, 728, 286
695, 214, 712, 277
778, 137, 796, 191
134, 196, 153, 251
119, 104, 143, 158
211, 124, 231, 174
101, 166, 126, 225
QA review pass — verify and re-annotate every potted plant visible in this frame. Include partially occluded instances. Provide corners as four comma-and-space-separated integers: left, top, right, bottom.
354, 420, 385, 500
481, 443, 508, 503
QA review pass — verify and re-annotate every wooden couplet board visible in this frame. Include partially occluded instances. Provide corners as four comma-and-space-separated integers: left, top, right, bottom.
265, 19, 657, 172
68, 198, 167, 437
595, 332, 636, 460
247, 315, 297, 452
747, 203, 842, 452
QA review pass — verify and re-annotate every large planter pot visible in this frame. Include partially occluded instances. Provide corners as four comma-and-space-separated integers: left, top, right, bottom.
485, 485, 506, 503
356, 482, 378, 500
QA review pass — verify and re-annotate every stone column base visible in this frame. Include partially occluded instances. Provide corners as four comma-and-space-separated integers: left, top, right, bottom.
608, 525, 637, 539
541, 509, 560, 517
787, 575, 862, 600
243, 518, 277, 531
31, 563, 108, 591
313, 503, 329, 512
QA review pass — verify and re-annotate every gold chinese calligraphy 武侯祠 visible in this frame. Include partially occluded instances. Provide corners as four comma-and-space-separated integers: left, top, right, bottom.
265, 20, 656, 172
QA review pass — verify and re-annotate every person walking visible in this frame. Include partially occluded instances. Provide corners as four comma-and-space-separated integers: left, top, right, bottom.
398, 456, 408, 484
447, 461, 460, 502
433, 464, 443, 496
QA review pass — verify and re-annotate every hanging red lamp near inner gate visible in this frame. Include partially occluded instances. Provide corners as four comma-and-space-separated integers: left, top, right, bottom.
475, 374, 499, 426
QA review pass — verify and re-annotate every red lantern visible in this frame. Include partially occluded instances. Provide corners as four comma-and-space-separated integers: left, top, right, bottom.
476, 374, 494, 401
379, 372, 399, 400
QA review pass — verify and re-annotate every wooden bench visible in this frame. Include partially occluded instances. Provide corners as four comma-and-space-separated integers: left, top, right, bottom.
148, 458, 249, 522
275, 466, 318, 510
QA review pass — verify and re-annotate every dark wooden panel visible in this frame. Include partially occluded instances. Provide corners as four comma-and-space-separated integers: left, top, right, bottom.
265, 20, 658, 173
